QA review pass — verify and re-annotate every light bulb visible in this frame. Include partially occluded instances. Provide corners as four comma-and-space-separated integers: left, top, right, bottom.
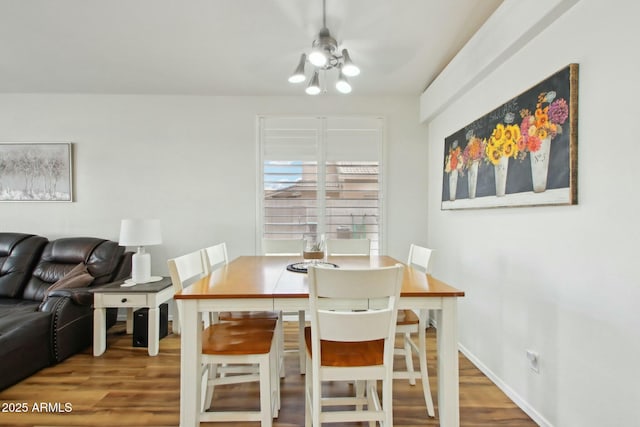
288, 54, 306, 83
306, 71, 321, 95
336, 70, 352, 94
341, 49, 360, 77
309, 50, 327, 67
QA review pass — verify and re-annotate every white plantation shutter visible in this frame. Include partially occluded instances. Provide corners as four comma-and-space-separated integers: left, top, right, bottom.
258, 116, 383, 254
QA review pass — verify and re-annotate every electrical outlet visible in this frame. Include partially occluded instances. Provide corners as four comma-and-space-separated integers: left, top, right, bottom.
526, 349, 540, 373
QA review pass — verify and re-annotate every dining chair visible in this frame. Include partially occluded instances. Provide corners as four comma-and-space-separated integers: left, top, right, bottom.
168, 251, 280, 425
393, 243, 435, 417
202, 242, 282, 375
262, 238, 305, 256
167, 249, 209, 335
202, 241, 229, 273
325, 238, 370, 256
304, 263, 404, 427
262, 237, 306, 375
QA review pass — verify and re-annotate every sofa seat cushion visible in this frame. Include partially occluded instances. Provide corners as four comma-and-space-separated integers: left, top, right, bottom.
0, 298, 40, 318
0, 310, 53, 390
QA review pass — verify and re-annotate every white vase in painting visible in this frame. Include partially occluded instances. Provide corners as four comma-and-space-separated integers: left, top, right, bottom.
467, 160, 479, 199
530, 137, 551, 193
448, 170, 458, 201
494, 156, 508, 197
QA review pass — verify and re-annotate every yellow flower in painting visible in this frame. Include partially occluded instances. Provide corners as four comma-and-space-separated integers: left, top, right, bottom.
502, 140, 518, 158
486, 142, 503, 165
537, 127, 548, 139
492, 123, 505, 142
504, 125, 521, 144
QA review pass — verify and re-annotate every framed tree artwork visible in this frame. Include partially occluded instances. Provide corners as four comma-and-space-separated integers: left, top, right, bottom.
0, 142, 73, 202
442, 64, 578, 210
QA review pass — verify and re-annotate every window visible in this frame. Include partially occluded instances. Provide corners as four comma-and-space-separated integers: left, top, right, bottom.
258, 116, 384, 254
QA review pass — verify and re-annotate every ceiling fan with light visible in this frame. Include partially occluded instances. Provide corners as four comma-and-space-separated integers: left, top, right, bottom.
288, 0, 360, 95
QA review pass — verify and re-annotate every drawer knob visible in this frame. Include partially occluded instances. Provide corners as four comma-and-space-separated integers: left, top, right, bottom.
121, 298, 127, 303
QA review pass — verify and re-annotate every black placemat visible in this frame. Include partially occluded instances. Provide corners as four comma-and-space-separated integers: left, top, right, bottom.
286, 262, 339, 273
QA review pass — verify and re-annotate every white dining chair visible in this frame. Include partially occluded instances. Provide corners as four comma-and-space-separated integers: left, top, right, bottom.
202, 242, 229, 273
393, 243, 435, 417
168, 250, 280, 425
167, 249, 208, 335
262, 238, 304, 256
304, 263, 404, 426
325, 238, 370, 256
262, 237, 305, 375
203, 242, 282, 376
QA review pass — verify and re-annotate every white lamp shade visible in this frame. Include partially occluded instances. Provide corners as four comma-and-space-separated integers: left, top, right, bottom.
119, 219, 162, 247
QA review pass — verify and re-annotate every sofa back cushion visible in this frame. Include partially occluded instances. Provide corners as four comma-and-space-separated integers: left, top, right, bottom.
22, 238, 125, 302
0, 233, 48, 298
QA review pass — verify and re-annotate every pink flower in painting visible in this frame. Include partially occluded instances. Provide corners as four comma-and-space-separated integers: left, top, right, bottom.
527, 135, 542, 152
547, 98, 569, 125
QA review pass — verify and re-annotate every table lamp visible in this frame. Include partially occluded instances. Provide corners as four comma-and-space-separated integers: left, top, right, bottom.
119, 218, 163, 285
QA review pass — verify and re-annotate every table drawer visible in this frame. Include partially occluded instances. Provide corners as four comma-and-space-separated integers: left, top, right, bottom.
100, 293, 148, 307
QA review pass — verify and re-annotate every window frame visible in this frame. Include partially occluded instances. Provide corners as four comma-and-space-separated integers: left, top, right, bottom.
256, 115, 386, 255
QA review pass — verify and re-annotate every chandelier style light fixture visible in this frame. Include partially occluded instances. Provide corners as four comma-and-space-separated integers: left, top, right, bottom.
288, 0, 360, 95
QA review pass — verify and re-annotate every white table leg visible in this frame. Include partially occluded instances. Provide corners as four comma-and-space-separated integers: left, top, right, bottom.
437, 298, 460, 427
126, 308, 134, 334
172, 300, 181, 335
93, 307, 106, 356
180, 300, 201, 427
148, 306, 160, 356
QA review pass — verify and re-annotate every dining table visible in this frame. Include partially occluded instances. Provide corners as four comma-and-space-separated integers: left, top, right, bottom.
174, 255, 465, 427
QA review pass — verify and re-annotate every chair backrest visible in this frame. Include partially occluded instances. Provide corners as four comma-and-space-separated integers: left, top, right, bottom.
307, 264, 404, 364
167, 250, 207, 294
407, 244, 433, 273
202, 242, 228, 274
262, 238, 304, 256
325, 238, 370, 256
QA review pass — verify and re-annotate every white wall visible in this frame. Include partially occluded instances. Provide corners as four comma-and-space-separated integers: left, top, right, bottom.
0, 95, 427, 271
423, 0, 640, 425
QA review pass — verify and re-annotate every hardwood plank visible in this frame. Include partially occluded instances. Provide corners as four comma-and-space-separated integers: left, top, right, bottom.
0, 322, 536, 426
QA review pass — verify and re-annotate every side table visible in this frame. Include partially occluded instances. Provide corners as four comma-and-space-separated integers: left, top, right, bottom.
91, 277, 175, 356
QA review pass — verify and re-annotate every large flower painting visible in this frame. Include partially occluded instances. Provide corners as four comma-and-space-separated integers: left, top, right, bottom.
441, 64, 578, 210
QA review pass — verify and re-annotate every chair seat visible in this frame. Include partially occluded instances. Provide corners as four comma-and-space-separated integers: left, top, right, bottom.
396, 309, 419, 325
202, 321, 276, 355
219, 311, 279, 321
304, 326, 383, 367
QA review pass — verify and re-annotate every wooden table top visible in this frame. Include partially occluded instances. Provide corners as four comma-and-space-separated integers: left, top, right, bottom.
174, 255, 464, 300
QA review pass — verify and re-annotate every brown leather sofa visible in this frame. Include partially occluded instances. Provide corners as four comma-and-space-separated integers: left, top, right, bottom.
0, 232, 132, 390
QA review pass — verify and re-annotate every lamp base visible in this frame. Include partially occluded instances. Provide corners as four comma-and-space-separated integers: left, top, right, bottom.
121, 276, 163, 287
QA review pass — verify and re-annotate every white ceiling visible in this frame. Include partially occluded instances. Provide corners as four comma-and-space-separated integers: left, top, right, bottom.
0, 0, 502, 96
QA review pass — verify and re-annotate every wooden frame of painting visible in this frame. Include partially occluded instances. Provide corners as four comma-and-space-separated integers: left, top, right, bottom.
0, 142, 74, 202
441, 64, 578, 210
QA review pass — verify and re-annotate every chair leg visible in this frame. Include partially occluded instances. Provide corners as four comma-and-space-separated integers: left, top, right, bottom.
403, 332, 416, 385
277, 313, 285, 378
203, 363, 218, 411
298, 310, 306, 374
259, 354, 272, 427
355, 380, 365, 411
382, 376, 393, 427
418, 323, 435, 417
270, 339, 281, 417
304, 355, 312, 427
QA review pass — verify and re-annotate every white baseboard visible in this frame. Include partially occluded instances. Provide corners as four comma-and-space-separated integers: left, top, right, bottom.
458, 343, 551, 427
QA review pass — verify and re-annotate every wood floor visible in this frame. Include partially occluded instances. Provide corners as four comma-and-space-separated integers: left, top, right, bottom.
0, 322, 536, 426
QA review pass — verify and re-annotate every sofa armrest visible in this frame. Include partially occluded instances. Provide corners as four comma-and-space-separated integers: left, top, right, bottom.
44, 287, 94, 306
38, 293, 94, 362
